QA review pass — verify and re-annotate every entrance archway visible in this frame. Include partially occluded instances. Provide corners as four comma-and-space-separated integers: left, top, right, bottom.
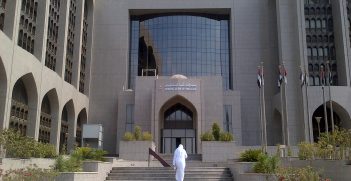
159, 95, 197, 154
76, 108, 87, 147
60, 100, 74, 154
312, 101, 350, 141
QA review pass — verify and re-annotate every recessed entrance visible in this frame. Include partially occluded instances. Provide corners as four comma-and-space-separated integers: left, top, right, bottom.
160, 103, 196, 154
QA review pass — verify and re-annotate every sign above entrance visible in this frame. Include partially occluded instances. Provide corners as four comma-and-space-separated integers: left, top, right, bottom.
164, 84, 197, 91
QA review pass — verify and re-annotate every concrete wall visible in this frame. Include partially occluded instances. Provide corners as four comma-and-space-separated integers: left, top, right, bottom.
202, 141, 237, 162
0, 158, 55, 171
90, 0, 279, 154
281, 159, 351, 181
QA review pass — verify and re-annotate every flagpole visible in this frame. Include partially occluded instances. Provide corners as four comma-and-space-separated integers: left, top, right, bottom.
327, 61, 335, 132
279, 64, 286, 146
259, 78, 264, 152
321, 65, 329, 135
303, 66, 313, 143
261, 62, 267, 153
282, 62, 290, 147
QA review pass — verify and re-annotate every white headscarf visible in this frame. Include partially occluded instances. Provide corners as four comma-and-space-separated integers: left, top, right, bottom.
172, 144, 188, 166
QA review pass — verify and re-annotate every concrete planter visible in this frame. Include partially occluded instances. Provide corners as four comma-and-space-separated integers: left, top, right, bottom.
56, 161, 113, 181
119, 141, 156, 161
202, 141, 236, 162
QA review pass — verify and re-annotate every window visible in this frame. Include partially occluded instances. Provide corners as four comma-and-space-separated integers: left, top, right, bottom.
223, 105, 232, 133
305, 0, 338, 86
18, 0, 39, 54
125, 104, 134, 132
65, 0, 76, 84
129, 14, 231, 90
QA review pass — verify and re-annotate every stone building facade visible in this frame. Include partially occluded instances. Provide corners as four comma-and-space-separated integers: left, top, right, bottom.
1, 0, 351, 155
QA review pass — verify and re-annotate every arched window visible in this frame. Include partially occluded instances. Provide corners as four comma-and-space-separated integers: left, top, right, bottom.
318, 47, 324, 59
322, 19, 327, 29
307, 47, 312, 57
324, 35, 328, 42
315, 76, 320, 86
314, 64, 319, 72
306, 36, 311, 42
312, 35, 317, 43
305, 19, 310, 29
329, 35, 334, 43
330, 46, 336, 59
316, 19, 322, 29
308, 64, 313, 72
328, 18, 333, 31
311, 8, 315, 15
324, 47, 329, 58
164, 103, 193, 129
305, 8, 309, 15
311, 19, 316, 29
18, 30, 23, 46
309, 75, 315, 86
312, 47, 318, 58
316, 8, 320, 14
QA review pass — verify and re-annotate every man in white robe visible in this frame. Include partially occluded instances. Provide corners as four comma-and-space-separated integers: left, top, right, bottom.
172, 144, 188, 181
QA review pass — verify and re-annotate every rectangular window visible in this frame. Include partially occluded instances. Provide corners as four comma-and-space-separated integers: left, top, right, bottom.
223, 105, 232, 133
125, 104, 134, 132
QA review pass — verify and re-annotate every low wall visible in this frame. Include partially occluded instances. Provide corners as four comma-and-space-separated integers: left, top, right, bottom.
281, 159, 351, 181
0, 158, 55, 171
202, 143, 298, 162
119, 141, 156, 161
228, 161, 276, 181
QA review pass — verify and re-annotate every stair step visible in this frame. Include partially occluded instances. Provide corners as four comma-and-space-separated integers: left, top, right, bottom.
106, 166, 233, 181
106, 176, 233, 180
106, 179, 233, 181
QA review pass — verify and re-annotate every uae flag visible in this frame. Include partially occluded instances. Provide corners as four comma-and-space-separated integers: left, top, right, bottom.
257, 67, 263, 88
278, 65, 287, 88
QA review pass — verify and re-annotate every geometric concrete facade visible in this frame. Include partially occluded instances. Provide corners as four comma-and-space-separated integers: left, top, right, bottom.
0, 0, 94, 152
2, 0, 351, 155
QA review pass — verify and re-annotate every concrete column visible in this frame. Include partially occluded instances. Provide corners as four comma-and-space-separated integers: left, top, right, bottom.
33, 0, 50, 61
84, 0, 94, 96
67, 110, 77, 152
56, 0, 70, 77
331, 0, 350, 86
2, 0, 20, 39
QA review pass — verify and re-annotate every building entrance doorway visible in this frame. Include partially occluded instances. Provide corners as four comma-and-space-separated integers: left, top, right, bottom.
160, 103, 196, 154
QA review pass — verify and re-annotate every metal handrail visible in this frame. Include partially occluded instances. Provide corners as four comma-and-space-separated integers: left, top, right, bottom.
148, 148, 171, 167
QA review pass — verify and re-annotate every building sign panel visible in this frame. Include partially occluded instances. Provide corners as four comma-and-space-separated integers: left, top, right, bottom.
164, 84, 197, 91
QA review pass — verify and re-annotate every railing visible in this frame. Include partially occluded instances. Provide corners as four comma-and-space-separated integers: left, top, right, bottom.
148, 148, 171, 167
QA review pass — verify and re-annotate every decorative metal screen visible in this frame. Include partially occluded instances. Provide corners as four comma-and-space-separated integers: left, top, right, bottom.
304, 0, 338, 86
64, 0, 77, 84
18, 0, 39, 54
45, 0, 61, 71
79, 1, 88, 93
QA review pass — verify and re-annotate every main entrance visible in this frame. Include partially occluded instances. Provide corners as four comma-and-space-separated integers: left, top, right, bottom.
160, 103, 196, 154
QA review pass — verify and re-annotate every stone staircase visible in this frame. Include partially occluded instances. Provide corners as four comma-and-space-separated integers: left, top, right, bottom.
105, 167, 234, 181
